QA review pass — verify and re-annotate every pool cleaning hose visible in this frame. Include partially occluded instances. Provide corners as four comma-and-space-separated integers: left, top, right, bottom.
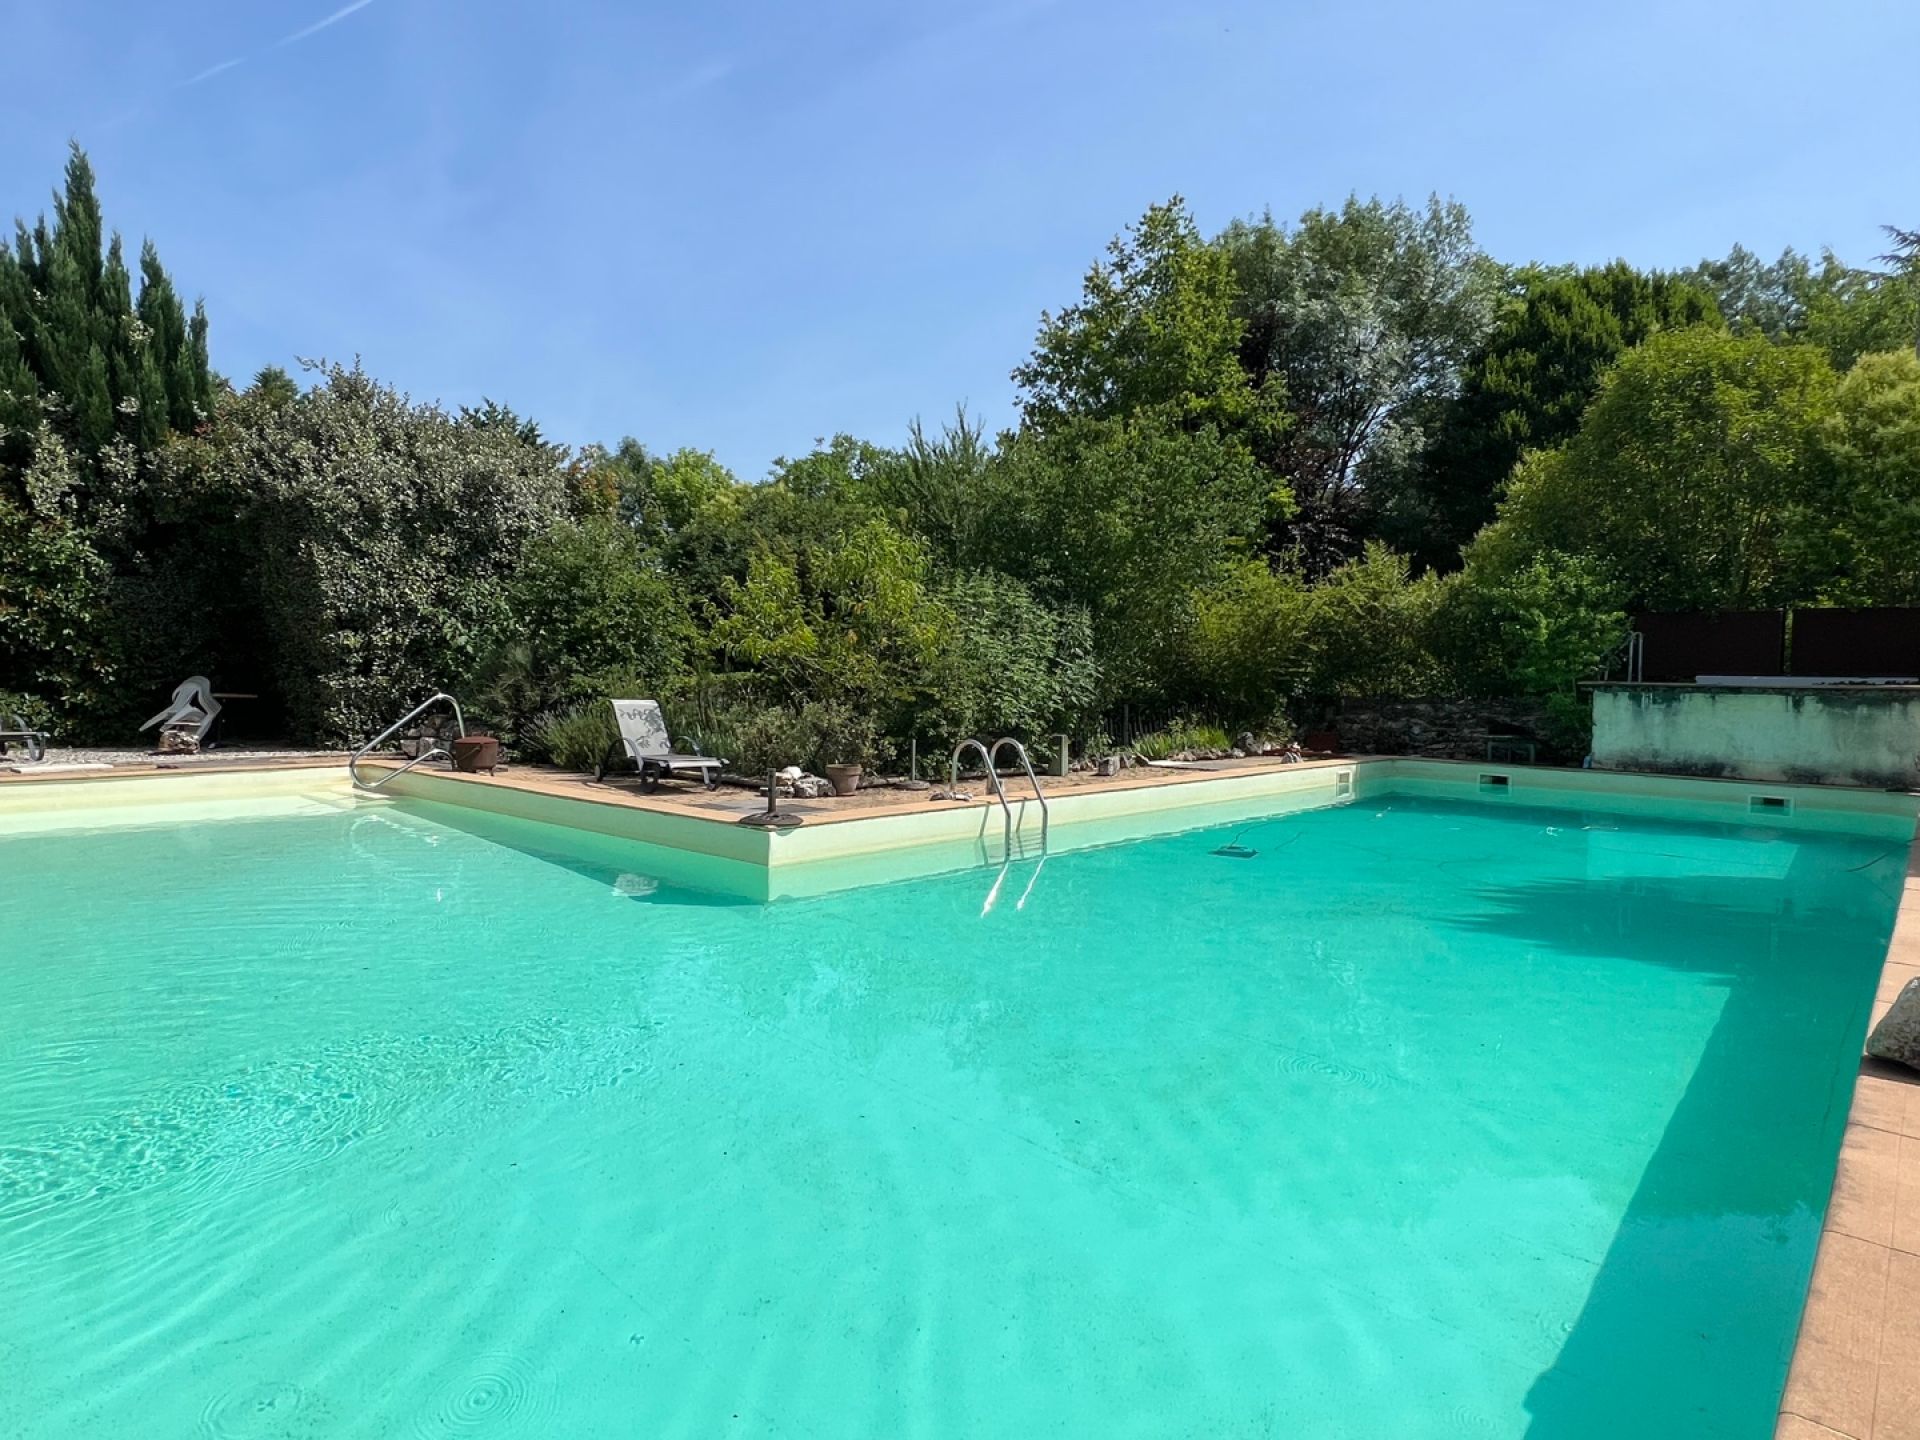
1211, 825, 1303, 860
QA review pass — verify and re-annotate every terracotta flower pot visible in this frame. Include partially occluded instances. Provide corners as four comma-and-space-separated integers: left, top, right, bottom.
451, 735, 500, 774
824, 763, 863, 797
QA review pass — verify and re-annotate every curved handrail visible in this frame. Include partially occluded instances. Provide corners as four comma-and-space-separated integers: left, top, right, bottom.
988, 737, 1049, 847
950, 738, 1014, 851
349, 692, 467, 791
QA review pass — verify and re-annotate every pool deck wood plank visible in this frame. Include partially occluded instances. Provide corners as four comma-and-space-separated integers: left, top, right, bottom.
1779, 842, 1920, 1439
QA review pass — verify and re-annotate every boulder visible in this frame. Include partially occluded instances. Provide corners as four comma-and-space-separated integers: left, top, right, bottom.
1868, 978, 1920, 1071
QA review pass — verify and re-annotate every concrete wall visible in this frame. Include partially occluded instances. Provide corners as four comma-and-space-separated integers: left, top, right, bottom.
1590, 684, 1920, 789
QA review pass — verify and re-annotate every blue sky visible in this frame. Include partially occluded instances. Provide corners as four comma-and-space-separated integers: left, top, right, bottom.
3, 0, 1916, 478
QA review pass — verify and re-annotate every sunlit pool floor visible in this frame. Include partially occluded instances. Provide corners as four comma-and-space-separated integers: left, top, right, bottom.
0, 794, 1900, 1438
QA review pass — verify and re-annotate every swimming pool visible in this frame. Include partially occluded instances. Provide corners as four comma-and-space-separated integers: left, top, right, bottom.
0, 779, 1902, 1437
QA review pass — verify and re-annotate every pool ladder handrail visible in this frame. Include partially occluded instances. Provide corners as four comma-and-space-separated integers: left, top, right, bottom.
350, 692, 466, 791
948, 736, 1050, 852
988, 737, 1049, 847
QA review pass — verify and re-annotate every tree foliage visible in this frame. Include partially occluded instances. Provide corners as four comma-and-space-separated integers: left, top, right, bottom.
1816, 349, 1920, 603
1471, 329, 1839, 610
1220, 195, 1501, 567
1014, 198, 1267, 436
1684, 243, 1917, 370
0, 145, 210, 459
1416, 263, 1719, 566
9, 145, 1920, 762
980, 412, 1264, 697
220, 364, 571, 739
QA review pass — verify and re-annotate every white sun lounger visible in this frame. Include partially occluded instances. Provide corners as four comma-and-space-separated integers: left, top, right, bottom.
597, 699, 724, 791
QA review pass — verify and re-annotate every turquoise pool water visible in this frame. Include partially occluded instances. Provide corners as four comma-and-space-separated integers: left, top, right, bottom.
0, 792, 1901, 1438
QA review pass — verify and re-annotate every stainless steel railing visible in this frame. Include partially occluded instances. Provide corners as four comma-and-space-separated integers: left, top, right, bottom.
349, 692, 466, 791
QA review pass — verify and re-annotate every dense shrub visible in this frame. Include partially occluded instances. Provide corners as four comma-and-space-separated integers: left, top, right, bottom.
525, 701, 619, 772
923, 571, 1100, 747
220, 366, 571, 742
0, 436, 115, 723
683, 699, 877, 777
1184, 561, 1314, 723
1303, 544, 1449, 697
1133, 720, 1234, 758
0, 688, 56, 734
506, 517, 689, 724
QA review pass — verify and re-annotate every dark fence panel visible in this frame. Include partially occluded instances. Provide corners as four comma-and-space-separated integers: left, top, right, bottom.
1635, 610, 1785, 681
1791, 608, 1920, 678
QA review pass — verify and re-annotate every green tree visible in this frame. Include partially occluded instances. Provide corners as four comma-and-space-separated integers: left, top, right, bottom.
1472, 329, 1839, 611
1878, 224, 1920, 355
661, 437, 887, 616
0, 162, 203, 473
1220, 195, 1501, 568
708, 518, 953, 752
501, 516, 690, 733
1184, 560, 1315, 723
0, 428, 115, 719
1014, 198, 1269, 436
1435, 551, 1626, 696
1415, 263, 1719, 568
249, 366, 301, 407
0, 146, 215, 729
980, 412, 1264, 698
860, 406, 996, 572
1817, 350, 1920, 602
217, 363, 571, 741
923, 571, 1099, 745
1685, 243, 1916, 369
1303, 543, 1448, 696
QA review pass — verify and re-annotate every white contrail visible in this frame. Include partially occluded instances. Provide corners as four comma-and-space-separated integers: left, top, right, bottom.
181, 56, 244, 87
278, 0, 379, 47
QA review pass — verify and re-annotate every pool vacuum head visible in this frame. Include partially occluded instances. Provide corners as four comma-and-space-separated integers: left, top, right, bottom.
1212, 843, 1258, 858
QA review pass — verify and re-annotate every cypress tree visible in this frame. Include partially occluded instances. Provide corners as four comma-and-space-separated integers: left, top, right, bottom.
0, 144, 212, 456
39, 244, 113, 450
135, 240, 196, 431
0, 246, 40, 440
50, 147, 104, 312
188, 300, 212, 420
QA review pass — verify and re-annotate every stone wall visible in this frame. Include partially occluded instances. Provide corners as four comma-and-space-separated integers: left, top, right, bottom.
1328, 697, 1562, 763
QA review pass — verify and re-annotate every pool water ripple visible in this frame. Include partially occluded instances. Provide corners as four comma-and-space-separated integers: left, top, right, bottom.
0, 794, 1899, 1438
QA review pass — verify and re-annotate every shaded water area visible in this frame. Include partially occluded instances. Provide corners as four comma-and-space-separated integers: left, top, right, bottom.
0, 793, 1899, 1437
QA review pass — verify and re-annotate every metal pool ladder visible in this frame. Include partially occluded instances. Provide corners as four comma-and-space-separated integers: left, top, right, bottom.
349, 692, 466, 791
989, 737, 1049, 847
949, 736, 1050, 851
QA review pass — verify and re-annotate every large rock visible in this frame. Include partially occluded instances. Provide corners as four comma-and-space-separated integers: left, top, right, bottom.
1868, 978, 1920, 1072
773, 771, 833, 799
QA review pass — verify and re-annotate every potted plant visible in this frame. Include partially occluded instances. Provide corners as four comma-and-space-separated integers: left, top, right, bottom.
816, 705, 877, 797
